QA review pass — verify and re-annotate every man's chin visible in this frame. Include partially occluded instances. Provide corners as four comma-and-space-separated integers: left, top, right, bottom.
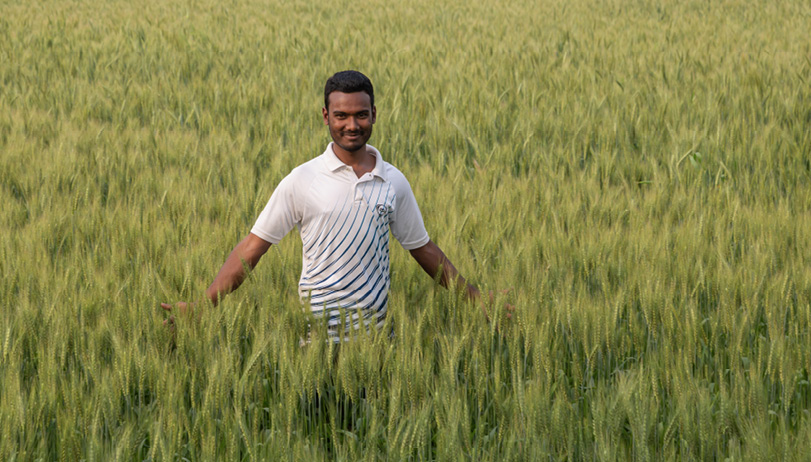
334, 141, 367, 153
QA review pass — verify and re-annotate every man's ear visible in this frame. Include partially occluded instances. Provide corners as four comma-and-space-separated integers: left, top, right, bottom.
322, 107, 329, 125
371, 106, 377, 124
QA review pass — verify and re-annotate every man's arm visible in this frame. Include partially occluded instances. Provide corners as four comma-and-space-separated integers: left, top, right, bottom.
408, 240, 481, 301
409, 240, 513, 321
204, 232, 272, 305
161, 233, 272, 318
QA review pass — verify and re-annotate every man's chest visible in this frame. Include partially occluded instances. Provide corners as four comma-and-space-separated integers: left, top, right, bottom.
301, 175, 396, 233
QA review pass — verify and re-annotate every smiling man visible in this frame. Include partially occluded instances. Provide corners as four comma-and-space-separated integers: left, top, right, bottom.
162, 70, 490, 340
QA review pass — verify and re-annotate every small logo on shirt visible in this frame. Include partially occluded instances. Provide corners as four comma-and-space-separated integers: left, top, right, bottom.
376, 204, 390, 216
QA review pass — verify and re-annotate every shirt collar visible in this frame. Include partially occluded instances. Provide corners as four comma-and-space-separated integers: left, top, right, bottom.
323, 143, 387, 181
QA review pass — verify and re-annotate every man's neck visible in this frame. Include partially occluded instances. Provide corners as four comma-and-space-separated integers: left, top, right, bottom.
333, 144, 376, 178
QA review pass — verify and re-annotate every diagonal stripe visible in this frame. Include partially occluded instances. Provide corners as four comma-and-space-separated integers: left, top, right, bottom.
301, 218, 388, 290
303, 188, 354, 255
306, 228, 390, 302
302, 205, 369, 281
303, 181, 389, 281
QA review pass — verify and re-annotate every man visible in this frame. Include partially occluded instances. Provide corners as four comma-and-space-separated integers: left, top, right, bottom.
162, 70, 495, 339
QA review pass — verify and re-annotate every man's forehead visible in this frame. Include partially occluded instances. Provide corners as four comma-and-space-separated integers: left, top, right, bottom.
327, 91, 372, 110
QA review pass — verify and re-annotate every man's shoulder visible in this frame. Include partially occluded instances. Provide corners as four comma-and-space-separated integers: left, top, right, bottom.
369, 146, 410, 185
271, 156, 325, 198
296, 152, 328, 173
286, 153, 328, 179
380, 159, 413, 191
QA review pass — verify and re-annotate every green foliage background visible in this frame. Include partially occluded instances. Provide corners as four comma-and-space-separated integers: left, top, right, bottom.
1, 0, 810, 459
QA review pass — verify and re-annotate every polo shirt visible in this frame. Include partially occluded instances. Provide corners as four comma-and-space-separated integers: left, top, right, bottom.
250, 143, 430, 336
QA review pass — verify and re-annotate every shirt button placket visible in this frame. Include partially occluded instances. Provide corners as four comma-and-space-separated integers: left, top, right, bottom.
354, 176, 363, 203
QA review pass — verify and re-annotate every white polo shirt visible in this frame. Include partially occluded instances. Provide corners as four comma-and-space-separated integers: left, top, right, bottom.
251, 143, 430, 335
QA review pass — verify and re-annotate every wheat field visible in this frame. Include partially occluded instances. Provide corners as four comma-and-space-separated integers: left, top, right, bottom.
1, 0, 810, 459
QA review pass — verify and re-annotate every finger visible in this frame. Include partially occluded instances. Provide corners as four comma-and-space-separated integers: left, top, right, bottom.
161, 303, 173, 311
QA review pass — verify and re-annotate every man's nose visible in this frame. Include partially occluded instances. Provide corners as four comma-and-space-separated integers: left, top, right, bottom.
346, 117, 359, 130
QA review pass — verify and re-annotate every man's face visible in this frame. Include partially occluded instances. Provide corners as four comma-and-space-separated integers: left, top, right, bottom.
322, 91, 376, 155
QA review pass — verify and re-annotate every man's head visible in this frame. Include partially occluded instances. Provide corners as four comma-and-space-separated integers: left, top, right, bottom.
324, 70, 374, 109
323, 71, 377, 155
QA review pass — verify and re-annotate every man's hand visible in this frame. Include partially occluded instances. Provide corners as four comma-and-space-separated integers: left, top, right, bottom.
468, 287, 514, 322
160, 301, 196, 328
481, 288, 515, 322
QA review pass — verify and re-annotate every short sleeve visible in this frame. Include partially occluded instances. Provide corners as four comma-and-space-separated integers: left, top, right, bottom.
389, 169, 430, 250
250, 173, 303, 244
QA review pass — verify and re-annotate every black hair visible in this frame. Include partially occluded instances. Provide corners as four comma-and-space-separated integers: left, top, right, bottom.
324, 70, 374, 109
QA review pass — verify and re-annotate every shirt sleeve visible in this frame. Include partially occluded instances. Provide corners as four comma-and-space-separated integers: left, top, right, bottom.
389, 169, 430, 250
250, 173, 302, 244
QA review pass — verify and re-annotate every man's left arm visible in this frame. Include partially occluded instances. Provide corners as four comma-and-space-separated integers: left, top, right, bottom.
409, 241, 513, 321
409, 240, 501, 317
387, 169, 508, 318
408, 240, 478, 297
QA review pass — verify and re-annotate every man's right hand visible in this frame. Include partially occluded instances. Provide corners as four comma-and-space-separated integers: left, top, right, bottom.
160, 301, 195, 328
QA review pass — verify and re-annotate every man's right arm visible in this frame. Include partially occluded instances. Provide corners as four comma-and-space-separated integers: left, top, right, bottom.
204, 232, 272, 306
160, 233, 272, 318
